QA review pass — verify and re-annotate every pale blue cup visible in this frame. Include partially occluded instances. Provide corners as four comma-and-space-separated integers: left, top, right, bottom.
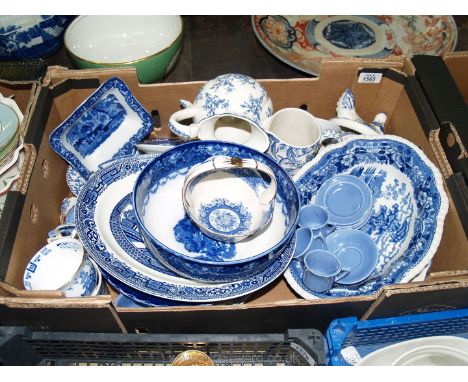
303, 249, 350, 292
298, 204, 330, 243
293, 227, 326, 261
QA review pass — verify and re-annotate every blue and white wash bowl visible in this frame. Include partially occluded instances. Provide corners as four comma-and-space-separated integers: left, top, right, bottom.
49, 77, 153, 180
0, 16, 70, 60
168, 73, 272, 152
285, 135, 449, 299
133, 141, 300, 283
182, 155, 277, 243
23, 238, 99, 297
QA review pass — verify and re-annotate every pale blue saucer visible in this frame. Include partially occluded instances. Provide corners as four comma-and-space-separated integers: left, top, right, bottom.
316, 174, 372, 227
325, 229, 378, 285
0, 103, 19, 149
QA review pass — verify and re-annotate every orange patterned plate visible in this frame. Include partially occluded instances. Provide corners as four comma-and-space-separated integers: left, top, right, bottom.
252, 15, 457, 75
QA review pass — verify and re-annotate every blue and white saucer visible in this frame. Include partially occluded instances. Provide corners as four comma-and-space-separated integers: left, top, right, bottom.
315, 174, 372, 228
75, 154, 295, 303
326, 229, 378, 285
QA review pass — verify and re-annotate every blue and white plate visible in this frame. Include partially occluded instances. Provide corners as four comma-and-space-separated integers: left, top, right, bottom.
285, 135, 448, 299
316, 174, 372, 228
75, 154, 295, 303
49, 77, 153, 179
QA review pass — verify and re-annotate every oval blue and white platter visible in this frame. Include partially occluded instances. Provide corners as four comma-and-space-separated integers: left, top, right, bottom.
285, 135, 448, 299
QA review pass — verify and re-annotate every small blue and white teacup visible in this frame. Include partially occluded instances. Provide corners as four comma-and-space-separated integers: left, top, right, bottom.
182, 155, 277, 243
302, 249, 350, 293
23, 238, 99, 297
262, 108, 342, 176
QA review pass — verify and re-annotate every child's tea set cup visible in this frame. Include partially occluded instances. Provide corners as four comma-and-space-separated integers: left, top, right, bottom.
182, 155, 278, 243
168, 73, 273, 152
261, 108, 343, 176
302, 249, 350, 293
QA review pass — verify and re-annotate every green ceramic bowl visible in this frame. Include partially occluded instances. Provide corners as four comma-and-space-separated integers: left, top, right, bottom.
64, 16, 183, 84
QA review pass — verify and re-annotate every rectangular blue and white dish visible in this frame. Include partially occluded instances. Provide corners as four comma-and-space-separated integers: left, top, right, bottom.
49, 77, 154, 179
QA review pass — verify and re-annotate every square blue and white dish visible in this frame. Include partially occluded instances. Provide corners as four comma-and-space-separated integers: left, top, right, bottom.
49, 77, 153, 179
285, 135, 448, 299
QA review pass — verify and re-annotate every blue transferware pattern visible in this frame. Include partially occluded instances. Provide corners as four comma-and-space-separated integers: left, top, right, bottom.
66, 165, 86, 196
258, 16, 297, 49
198, 198, 252, 236
49, 77, 153, 179
267, 127, 342, 177
169, 74, 273, 143
0, 16, 70, 60
322, 20, 376, 50
75, 153, 297, 302
65, 94, 127, 156
133, 141, 299, 283
305, 16, 394, 58
63, 256, 97, 297
285, 136, 448, 299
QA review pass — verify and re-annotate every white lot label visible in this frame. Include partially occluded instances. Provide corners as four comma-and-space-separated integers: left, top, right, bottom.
358, 72, 383, 84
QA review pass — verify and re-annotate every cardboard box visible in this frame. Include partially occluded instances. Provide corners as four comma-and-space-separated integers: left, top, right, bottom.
1, 57, 467, 334
0, 61, 48, 278
412, 53, 468, 236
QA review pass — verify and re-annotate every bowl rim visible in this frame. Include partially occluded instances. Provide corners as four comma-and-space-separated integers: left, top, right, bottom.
64, 15, 184, 66
132, 140, 300, 266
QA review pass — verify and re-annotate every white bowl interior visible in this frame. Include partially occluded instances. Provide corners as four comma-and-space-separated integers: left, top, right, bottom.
65, 16, 182, 63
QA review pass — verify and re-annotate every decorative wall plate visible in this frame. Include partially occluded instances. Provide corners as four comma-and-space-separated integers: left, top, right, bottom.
285, 135, 448, 299
252, 16, 457, 75
75, 154, 295, 303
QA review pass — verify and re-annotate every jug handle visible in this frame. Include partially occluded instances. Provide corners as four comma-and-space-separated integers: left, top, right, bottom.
168, 100, 200, 139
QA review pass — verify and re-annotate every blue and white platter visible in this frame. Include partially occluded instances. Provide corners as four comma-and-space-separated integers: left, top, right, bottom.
75, 153, 295, 303
49, 77, 154, 180
285, 135, 448, 299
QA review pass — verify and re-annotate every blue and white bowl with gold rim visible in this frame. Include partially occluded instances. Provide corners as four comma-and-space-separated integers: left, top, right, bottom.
133, 140, 300, 283
285, 135, 449, 299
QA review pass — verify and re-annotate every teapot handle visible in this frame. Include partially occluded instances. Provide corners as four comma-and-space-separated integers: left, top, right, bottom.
168, 100, 201, 139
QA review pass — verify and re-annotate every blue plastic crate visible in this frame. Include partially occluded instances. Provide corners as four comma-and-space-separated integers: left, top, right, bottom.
325, 308, 468, 366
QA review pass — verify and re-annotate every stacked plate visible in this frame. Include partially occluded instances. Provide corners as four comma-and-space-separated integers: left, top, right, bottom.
315, 174, 373, 230
74, 141, 299, 306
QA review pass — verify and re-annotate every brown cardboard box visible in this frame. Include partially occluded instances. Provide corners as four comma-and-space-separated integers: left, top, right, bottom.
1, 57, 467, 334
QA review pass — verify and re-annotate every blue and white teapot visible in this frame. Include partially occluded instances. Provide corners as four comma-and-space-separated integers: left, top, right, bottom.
168, 73, 272, 152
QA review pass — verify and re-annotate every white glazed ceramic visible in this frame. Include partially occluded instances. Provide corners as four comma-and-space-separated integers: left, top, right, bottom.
23, 238, 98, 297
23, 238, 83, 291
391, 345, 468, 366
356, 336, 468, 366
182, 156, 277, 242
0, 92, 23, 124
168, 73, 272, 152
262, 108, 342, 176
330, 89, 386, 135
